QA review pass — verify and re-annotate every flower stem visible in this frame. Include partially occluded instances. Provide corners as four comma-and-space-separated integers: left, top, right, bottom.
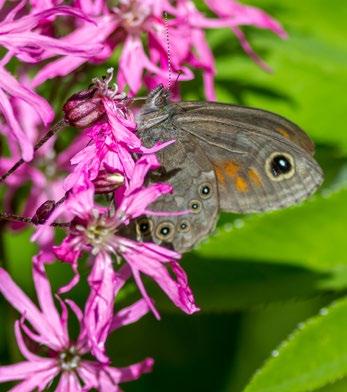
0, 211, 70, 227
0, 118, 67, 183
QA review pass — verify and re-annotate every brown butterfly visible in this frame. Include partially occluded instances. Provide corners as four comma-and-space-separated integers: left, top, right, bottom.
124, 85, 323, 253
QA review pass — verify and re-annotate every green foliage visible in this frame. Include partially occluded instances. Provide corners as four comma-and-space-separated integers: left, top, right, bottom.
160, 0, 347, 389
244, 298, 347, 392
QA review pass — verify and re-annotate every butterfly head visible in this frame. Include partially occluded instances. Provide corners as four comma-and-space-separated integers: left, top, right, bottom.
137, 84, 173, 130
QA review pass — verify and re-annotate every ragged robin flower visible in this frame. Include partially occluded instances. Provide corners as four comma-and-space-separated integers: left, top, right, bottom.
0, 260, 153, 391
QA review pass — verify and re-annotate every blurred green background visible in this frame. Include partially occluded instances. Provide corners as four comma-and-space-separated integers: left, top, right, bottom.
1, 0, 347, 391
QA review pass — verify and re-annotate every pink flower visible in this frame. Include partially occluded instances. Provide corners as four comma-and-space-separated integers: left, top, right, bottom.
0, 66, 54, 161
0, 261, 153, 391
30, 73, 198, 337
83, 259, 149, 363
203, 0, 287, 71
0, 4, 101, 63
39, 153, 198, 320
0, 2, 102, 160
34, 0, 286, 99
0, 95, 90, 247
63, 69, 174, 190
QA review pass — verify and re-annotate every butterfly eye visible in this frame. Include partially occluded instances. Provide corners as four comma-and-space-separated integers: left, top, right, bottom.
136, 218, 153, 236
178, 220, 190, 233
199, 183, 212, 199
156, 221, 175, 241
190, 200, 202, 213
266, 152, 295, 181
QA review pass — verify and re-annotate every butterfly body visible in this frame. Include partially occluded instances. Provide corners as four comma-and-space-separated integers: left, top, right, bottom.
132, 85, 323, 253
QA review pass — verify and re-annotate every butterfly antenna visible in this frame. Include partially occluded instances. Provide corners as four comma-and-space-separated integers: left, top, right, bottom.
164, 11, 172, 90
175, 70, 182, 85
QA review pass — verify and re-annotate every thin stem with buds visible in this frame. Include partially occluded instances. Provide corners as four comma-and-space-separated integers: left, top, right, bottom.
0, 118, 67, 183
0, 211, 70, 228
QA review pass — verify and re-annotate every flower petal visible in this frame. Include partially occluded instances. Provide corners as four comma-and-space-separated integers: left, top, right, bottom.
78, 358, 154, 390
139, 139, 176, 154
0, 6, 95, 34
9, 367, 59, 392
232, 26, 272, 71
32, 56, 86, 88
1, 33, 102, 63
190, 29, 216, 100
205, 0, 287, 37
125, 154, 160, 195
103, 358, 154, 384
118, 183, 172, 224
0, 268, 62, 349
53, 235, 82, 265
57, 266, 81, 295
0, 360, 57, 382
85, 252, 115, 363
119, 239, 199, 315
55, 372, 82, 392
14, 320, 44, 362
0, 67, 53, 126
103, 98, 140, 149
0, 88, 33, 161
132, 268, 160, 319
33, 253, 69, 346
118, 35, 145, 94
76, 361, 99, 390
111, 299, 149, 331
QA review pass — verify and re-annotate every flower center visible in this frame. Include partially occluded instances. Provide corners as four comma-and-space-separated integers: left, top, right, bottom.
92, 67, 127, 101
76, 210, 118, 255
59, 346, 80, 371
115, 0, 150, 32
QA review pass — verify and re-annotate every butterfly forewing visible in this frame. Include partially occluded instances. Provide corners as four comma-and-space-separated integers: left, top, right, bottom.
133, 85, 324, 251
172, 102, 323, 213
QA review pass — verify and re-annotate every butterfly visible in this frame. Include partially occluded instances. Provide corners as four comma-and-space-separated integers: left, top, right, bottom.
123, 85, 323, 253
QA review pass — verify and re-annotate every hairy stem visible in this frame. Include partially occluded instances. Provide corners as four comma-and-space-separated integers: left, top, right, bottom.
0, 211, 70, 228
0, 119, 67, 183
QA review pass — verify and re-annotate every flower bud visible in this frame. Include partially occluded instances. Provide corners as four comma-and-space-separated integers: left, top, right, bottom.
93, 170, 125, 194
32, 200, 56, 224
63, 87, 106, 128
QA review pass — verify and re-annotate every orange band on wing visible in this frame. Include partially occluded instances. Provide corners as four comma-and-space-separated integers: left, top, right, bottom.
224, 161, 240, 177
276, 127, 290, 139
248, 167, 262, 187
213, 160, 252, 192
214, 165, 226, 186
235, 176, 248, 192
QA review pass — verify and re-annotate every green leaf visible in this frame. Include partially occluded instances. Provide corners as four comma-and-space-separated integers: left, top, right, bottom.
195, 187, 347, 276
153, 188, 346, 313
153, 255, 328, 313
224, 298, 327, 392
316, 377, 347, 392
243, 297, 347, 392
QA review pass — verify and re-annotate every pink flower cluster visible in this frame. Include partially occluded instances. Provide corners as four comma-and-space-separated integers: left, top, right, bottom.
0, 1, 286, 390
1, 69, 199, 390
